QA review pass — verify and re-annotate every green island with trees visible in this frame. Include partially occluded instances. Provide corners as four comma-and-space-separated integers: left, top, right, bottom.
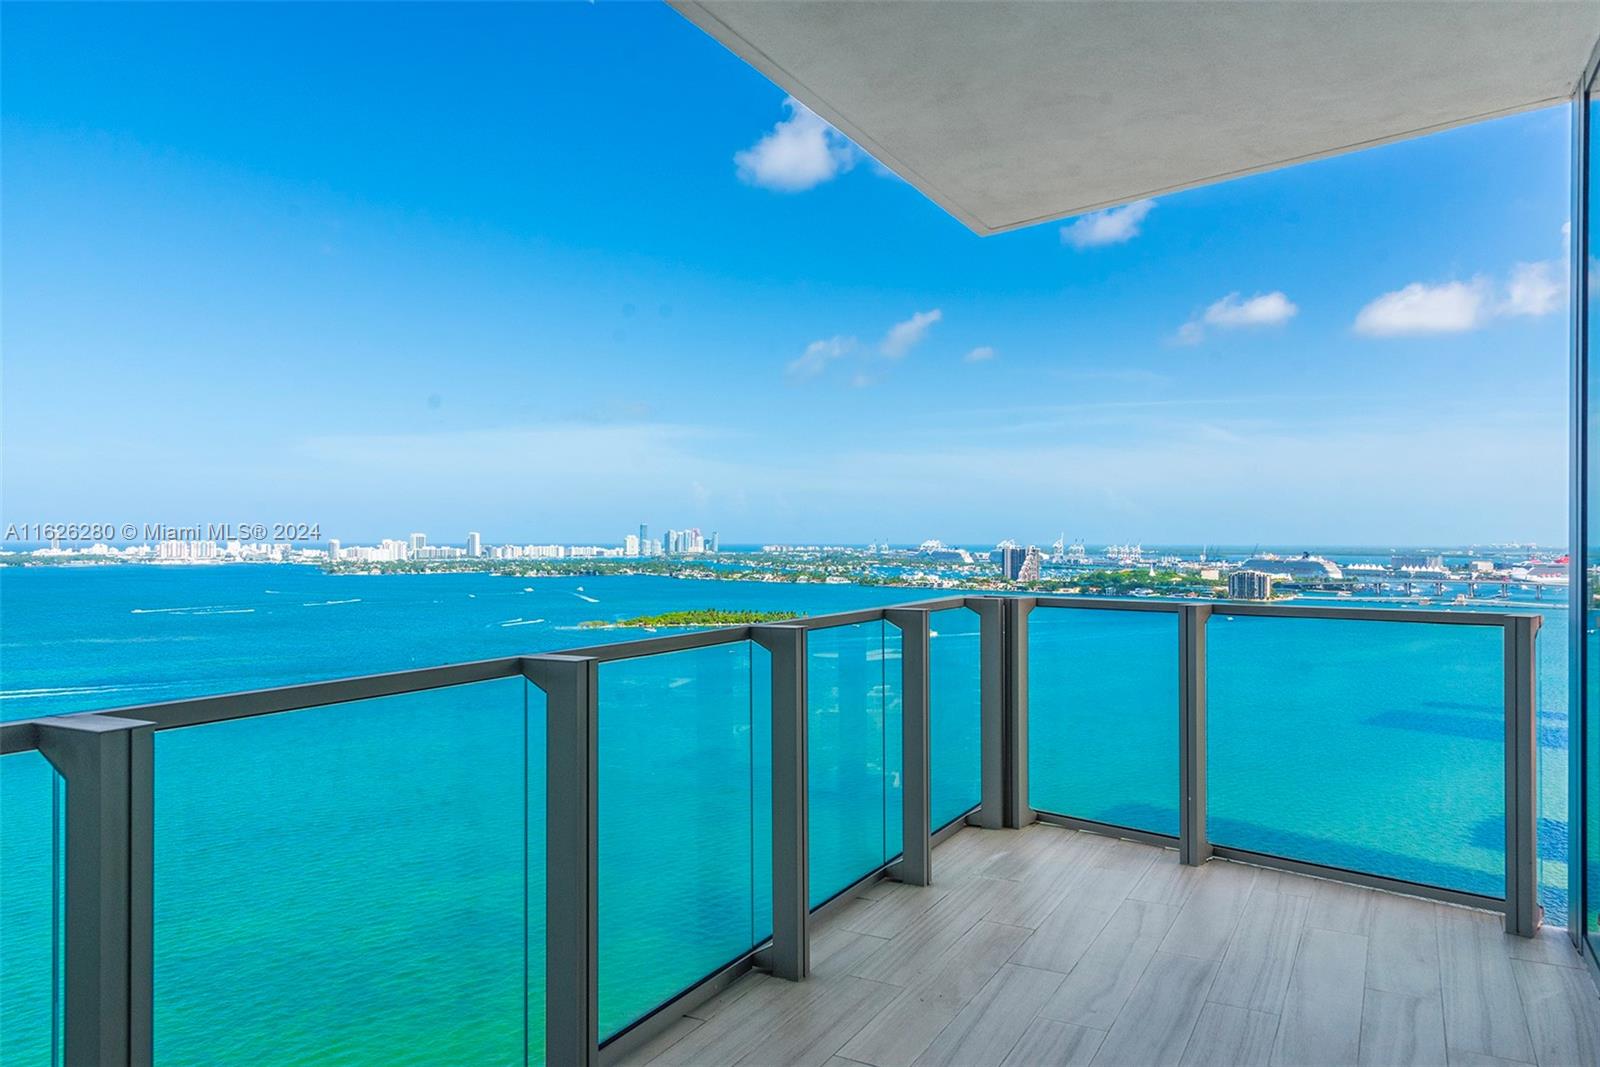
579, 608, 799, 629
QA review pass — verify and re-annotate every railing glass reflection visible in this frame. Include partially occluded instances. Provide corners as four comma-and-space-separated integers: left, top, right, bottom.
151, 678, 538, 1065
807, 621, 902, 907
0, 751, 61, 1067
1208, 614, 1506, 896
928, 607, 982, 830
597, 641, 766, 1040
1028, 607, 1179, 836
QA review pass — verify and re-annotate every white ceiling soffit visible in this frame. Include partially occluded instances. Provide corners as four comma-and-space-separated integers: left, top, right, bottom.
673, 0, 1600, 235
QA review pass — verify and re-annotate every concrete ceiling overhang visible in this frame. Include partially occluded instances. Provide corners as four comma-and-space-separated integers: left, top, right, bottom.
672, 0, 1600, 235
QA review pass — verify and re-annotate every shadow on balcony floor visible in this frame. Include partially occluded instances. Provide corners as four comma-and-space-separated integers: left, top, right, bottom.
619, 823, 1599, 1067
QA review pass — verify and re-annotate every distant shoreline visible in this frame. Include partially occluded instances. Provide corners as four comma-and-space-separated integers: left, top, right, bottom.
0, 558, 1569, 612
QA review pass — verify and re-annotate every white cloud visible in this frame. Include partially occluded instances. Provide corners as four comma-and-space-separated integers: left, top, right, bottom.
1354, 262, 1566, 337
1502, 261, 1562, 317
735, 97, 857, 192
1354, 279, 1489, 336
1203, 291, 1298, 328
786, 336, 855, 380
880, 309, 942, 358
787, 310, 942, 384
1175, 290, 1297, 343
964, 345, 997, 363
1357, 281, 1486, 335
1061, 199, 1155, 249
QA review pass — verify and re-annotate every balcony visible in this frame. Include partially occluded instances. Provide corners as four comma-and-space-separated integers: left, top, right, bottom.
1, 595, 1589, 1065
623, 825, 1597, 1067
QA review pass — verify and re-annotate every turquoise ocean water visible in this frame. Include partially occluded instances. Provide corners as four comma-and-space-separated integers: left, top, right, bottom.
0, 565, 1569, 1064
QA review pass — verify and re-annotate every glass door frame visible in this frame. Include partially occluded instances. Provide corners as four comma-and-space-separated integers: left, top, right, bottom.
1572, 37, 1600, 978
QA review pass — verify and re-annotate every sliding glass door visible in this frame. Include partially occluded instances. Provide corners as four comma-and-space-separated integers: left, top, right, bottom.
1580, 62, 1600, 967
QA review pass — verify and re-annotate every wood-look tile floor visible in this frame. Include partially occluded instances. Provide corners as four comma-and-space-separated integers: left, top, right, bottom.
621, 824, 1600, 1067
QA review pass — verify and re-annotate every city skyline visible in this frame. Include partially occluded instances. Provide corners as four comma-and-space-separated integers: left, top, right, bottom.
3, 522, 1566, 558
1, 3, 1573, 545
5, 525, 1570, 604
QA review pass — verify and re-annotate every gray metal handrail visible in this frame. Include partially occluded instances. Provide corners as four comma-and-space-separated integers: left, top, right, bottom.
0, 594, 1544, 1066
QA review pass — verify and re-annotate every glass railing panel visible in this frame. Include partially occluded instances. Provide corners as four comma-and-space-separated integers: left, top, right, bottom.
0, 751, 62, 1067
750, 644, 773, 944
1028, 607, 1179, 836
808, 620, 901, 907
1529, 603, 1565, 926
1208, 615, 1505, 896
929, 606, 982, 830
597, 640, 761, 1041
885, 624, 904, 863
152, 677, 538, 1065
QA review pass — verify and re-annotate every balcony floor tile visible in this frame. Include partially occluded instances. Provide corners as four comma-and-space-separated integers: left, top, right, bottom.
627, 824, 1600, 1067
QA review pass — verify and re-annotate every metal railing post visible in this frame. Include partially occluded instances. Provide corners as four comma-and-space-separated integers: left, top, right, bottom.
885, 609, 931, 885
34, 714, 155, 1067
1003, 598, 1035, 829
972, 597, 1006, 829
751, 625, 809, 980
1179, 605, 1212, 866
1503, 615, 1541, 937
525, 655, 599, 1064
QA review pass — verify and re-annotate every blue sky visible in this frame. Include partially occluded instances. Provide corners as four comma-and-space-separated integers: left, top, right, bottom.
0, 2, 1574, 546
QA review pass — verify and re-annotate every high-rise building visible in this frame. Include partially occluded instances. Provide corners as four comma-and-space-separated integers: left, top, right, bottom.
710, 531, 719, 553
409, 532, 427, 553
328, 538, 341, 561
992, 544, 1027, 580
1228, 570, 1273, 600
639, 523, 649, 551
466, 532, 482, 557
1017, 546, 1044, 582
624, 534, 640, 556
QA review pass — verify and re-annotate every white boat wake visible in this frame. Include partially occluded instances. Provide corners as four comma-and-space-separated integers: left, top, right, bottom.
0, 683, 165, 701
131, 606, 255, 616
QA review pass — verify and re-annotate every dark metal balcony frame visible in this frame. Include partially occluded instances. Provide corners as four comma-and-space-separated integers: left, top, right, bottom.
0, 595, 1544, 1066
1570, 30, 1600, 991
